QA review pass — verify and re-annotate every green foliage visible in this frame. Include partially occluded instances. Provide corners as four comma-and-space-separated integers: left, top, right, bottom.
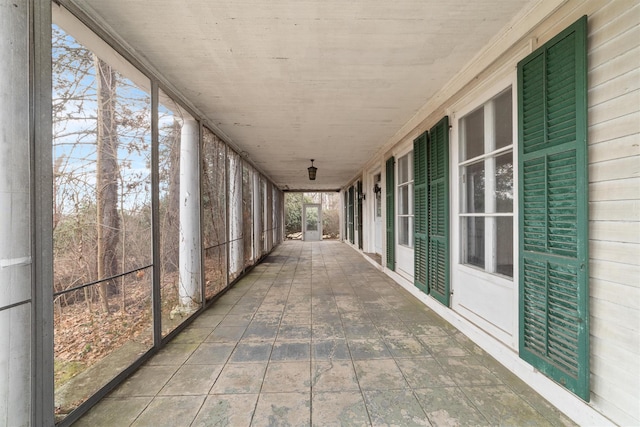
285, 193, 312, 235
322, 208, 340, 238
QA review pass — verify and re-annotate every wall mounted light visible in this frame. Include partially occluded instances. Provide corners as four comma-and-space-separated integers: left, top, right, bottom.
308, 159, 317, 180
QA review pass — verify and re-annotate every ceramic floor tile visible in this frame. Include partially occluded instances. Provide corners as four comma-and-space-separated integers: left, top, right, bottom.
146, 343, 199, 366
205, 325, 247, 342
374, 322, 414, 338
206, 304, 234, 316
210, 362, 267, 394
252, 312, 283, 324
395, 357, 456, 388
312, 339, 350, 360
228, 304, 259, 317
242, 322, 279, 341
347, 338, 391, 360
384, 336, 431, 358
462, 385, 555, 427
159, 364, 223, 395
312, 322, 345, 339
251, 392, 311, 427
191, 394, 258, 427
170, 327, 214, 344
312, 312, 342, 324
312, 360, 359, 392
417, 335, 471, 357
396, 310, 435, 323
404, 322, 453, 336
111, 365, 177, 397
277, 323, 312, 341
131, 395, 205, 427
414, 387, 489, 427
186, 343, 236, 365
262, 361, 311, 393
229, 341, 273, 363
260, 302, 287, 312
312, 391, 370, 427
72, 396, 153, 427
218, 313, 253, 328
344, 322, 381, 339
271, 341, 311, 361
436, 356, 503, 387
363, 389, 430, 426
339, 310, 369, 323
281, 313, 312, 325
353, 359, 409, 391
190, 312, 225, 329
450, 331, 485, 356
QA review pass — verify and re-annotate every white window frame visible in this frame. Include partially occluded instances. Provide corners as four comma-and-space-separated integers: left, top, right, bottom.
459, 87, 514, 278
396, 150, 414, 249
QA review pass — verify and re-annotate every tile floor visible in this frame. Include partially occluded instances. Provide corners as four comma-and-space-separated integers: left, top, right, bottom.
74, 240, 576, 427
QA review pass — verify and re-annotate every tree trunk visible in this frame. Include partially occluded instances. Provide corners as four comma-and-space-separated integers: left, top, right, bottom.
95, 56, 119, 314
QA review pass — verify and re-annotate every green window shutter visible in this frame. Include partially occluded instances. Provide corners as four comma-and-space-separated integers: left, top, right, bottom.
385, 157, 395, 270
357, 180, 363, 249
414, 132, 428, 293
518, 16, 589, 401
348, 186, 355, 244
427, 116, 450, 306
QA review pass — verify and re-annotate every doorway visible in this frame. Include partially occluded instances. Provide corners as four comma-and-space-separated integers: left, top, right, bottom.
374, 173, 383, 255
303, 203, 322, 241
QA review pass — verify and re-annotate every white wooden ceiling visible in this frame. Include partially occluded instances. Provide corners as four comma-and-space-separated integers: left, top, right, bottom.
69, 0, 535, 190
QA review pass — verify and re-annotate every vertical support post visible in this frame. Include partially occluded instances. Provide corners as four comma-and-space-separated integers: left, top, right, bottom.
0, 2, 33, 425
31, 0, 54, 424
151, 80, 162, 344
178, 119, 201, 308
199, 122, 206, 306
1, 0, 53, 425
228, 153, 243, 277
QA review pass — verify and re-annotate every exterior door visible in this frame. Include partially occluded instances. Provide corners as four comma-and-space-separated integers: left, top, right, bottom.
303, 204, 322, 241
395, 151, 414, 280
374, 174, 383, 255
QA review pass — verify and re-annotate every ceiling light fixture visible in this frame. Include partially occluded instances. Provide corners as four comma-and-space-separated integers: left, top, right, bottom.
307, 159, 317, 180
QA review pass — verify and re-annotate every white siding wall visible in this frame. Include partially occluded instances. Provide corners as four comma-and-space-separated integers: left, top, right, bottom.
365, 0, 639, 425
586, 2, 640, 425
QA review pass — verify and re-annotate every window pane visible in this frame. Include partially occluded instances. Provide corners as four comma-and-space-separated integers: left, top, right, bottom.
202, 127, 227, 301
463, 107, 484, 160
495, 89, 512, 149
52, 22, 153, 421
158, 90, 201, 337
496, 217, 513, 277
398, 152, 413, 184
242, 163, 253, 268
464, 161, 485, 213
398, 155, 407, 183
465, 217, 484, 268
306, 206, 318, 231
399, 216, 409, 246
399, 185, 409, 215
496, 152, 513, 213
